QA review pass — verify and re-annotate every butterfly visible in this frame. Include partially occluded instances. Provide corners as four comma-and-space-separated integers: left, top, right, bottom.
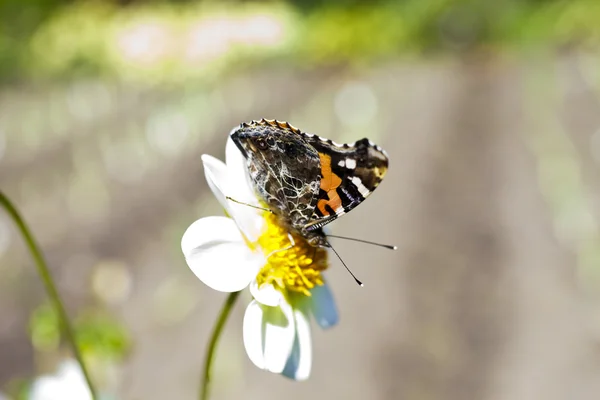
230, 119, 389, 248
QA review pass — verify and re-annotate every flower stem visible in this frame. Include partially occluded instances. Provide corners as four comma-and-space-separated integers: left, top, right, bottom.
0, 191, 98, 400
200, 291, 241, 400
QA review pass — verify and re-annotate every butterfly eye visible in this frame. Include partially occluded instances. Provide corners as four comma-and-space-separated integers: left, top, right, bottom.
255, 137, 268, 150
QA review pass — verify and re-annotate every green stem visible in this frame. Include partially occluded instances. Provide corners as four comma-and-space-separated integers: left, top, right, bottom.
0, 191, 98, 400
200, 291, 241, 400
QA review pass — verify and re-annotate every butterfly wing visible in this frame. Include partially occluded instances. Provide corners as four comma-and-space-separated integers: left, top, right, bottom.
231, 119, 389, 236
231, 120, 322, 230
303, 136, 389, 231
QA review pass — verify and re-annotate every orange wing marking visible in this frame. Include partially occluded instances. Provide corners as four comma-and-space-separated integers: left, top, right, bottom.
317, 153, 343, 216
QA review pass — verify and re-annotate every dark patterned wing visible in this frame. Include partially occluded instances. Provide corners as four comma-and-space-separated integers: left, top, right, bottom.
230, 119, 322, 231
302, 135, 389, 231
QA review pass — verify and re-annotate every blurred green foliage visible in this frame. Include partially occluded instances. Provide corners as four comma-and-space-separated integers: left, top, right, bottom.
29, 303, 131, 362
29, 304, 61, 351
75, 311, 131, 361
0, 0, 71, 80
2, 0, 600, 83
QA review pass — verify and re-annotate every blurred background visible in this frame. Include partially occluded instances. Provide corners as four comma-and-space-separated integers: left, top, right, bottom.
2, 0, 600, 399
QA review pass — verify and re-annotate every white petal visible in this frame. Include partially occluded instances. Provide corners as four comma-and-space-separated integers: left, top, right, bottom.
201, 154, 230, 211
202, 152, 264, 242
29, 360, 92, 400
30, 376, 61, 400
227, 201, 264, 244
282, 308, 312, 381
181, 216, 237, 257
181, 216, 263, 292
243, 300, 295, 374
249, 281, 285, 307
224, 139, 265, 241
309, 282, 339, 329
243, 300, 266, 369
225, 137, 254, 196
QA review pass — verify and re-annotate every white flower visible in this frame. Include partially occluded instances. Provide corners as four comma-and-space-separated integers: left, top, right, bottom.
29, 359, 92, 400
181, 136, 339, 380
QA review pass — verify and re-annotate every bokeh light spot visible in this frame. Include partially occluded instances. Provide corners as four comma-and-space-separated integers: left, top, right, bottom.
236, 14, 285, 46
153, 277, 200, 326
146, 111, 190, 157
92, 260, 132, 306
185, 17, 235, 63
334, 81, 378, 127
117, 21, 173, 66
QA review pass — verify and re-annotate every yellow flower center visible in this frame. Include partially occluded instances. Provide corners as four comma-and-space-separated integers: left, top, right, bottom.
255, 212, 328, 296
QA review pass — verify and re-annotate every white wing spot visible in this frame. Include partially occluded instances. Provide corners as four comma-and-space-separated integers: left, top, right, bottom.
345, 158, 356, 169
351, 176, 371, 197
338, 160, 346, 167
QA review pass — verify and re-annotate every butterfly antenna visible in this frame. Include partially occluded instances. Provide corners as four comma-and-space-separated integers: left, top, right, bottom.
326, 241, 363, 287
226, 196, 273, 214
327, 234, 397, 250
